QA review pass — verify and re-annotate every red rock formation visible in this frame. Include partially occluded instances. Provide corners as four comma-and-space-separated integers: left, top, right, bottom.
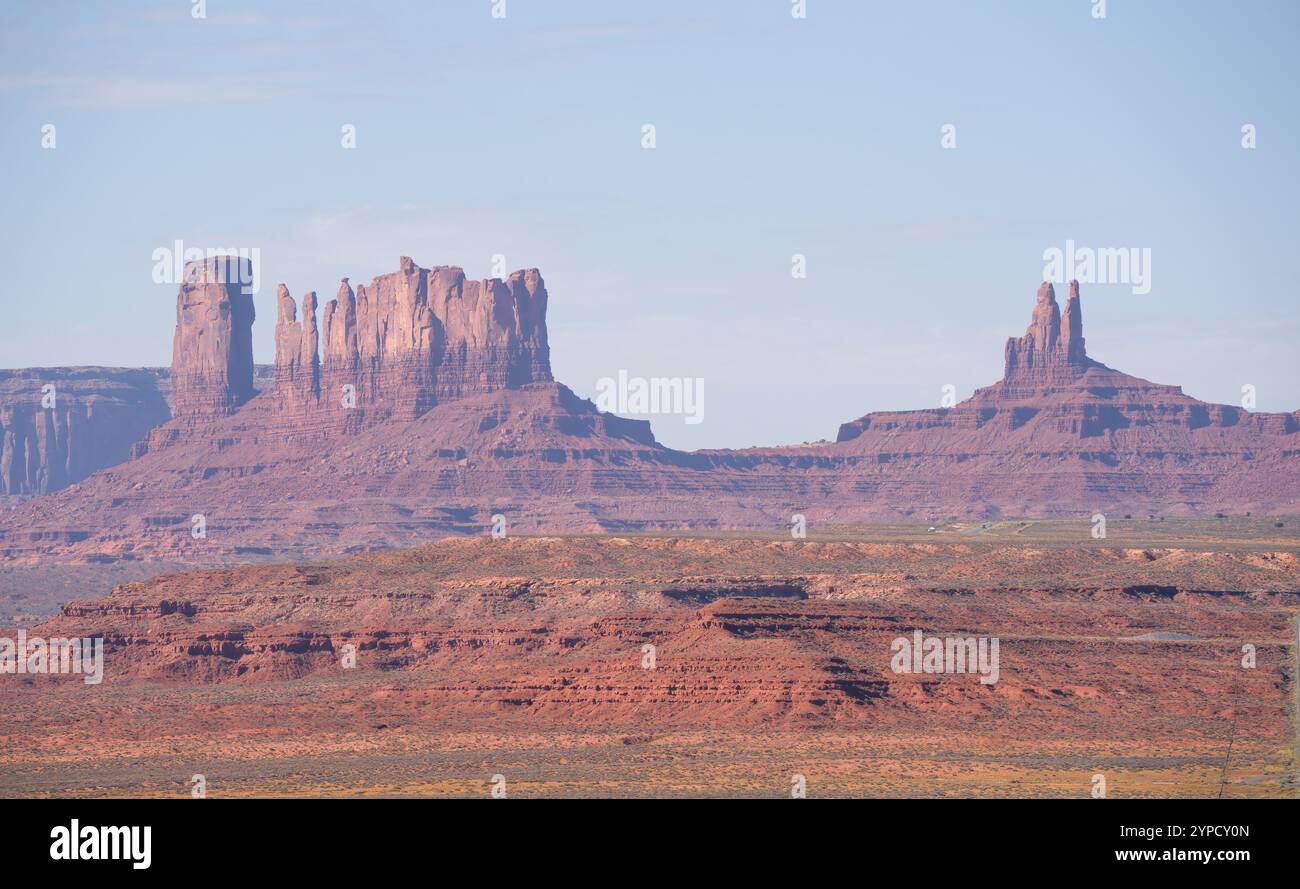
274, 285, 320, 409
170, 257, 256, 418
1000, 280, 1091, 393
1, 272, 1297, 569
269, 258, 551, 424
0, 368, 170, 504
1062, 279, 1086, 365
6, 536, 1296, 797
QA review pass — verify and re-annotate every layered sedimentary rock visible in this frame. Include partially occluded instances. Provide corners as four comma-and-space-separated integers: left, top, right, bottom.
271, 258, 550, 423
26, 536, 1300, 698
826, 281, 1299, 514
170, 256, 256, 418
0, 368, 170, 504
5, 537, 1296, 798
274, 285, 320, 409
1000, 280, 1089, 393
9, 513, 1300, 803
836, 279, 1293, 442
0, 270, 1297, 568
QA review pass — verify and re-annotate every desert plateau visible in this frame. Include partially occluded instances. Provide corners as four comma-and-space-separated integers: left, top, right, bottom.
3, 521, 1297, 798
2, 2, 1297, 822
2, 259, 1297, 801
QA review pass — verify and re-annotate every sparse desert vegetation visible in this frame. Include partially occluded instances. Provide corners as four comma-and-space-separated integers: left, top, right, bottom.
3, 522, 1296, 798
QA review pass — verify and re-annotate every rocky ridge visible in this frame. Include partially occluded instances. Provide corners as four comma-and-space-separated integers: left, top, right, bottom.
0, 262, 1296, 568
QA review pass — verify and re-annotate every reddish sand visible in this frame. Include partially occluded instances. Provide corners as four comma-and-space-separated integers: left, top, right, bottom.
3, 530, 1296, 798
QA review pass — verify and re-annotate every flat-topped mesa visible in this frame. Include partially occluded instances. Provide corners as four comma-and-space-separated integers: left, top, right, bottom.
170, 256, 256, 418
1001, 280, 1091, 392
272, 257, 552, 420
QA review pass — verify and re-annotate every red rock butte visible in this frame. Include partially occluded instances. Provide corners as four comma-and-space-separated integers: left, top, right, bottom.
170, 256, 257, 418
1, 260, 1297, 566
266, 257, 550, 427
158, 255, 551, 441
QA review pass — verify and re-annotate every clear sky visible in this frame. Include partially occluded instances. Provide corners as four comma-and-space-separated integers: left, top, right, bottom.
1, 0, 1296, 450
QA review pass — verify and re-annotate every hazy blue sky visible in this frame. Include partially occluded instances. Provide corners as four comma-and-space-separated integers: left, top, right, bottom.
1, 0, 1296, 449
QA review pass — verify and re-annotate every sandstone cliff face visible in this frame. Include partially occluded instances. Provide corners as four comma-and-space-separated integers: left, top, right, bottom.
836, 280, 1284, 442
274, 285, 320, 410
274, 257, 551, 421
0, 368, 170, 504
1000, 280, 1090, 393
137, 256, 556, 452
170, 256, 256, 418
1, 272, 1297, 567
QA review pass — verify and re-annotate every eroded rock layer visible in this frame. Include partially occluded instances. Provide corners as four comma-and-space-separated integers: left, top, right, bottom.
3, 537, 1295, 798
267, 258, 550, 427
0, 368, 171, 505
170, 256, 256, 419
0, 268, 1297, 567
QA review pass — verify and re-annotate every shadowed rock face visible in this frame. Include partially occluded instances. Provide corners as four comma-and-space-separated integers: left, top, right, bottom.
170, 256, 256, 418
0, 368, 172, 503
